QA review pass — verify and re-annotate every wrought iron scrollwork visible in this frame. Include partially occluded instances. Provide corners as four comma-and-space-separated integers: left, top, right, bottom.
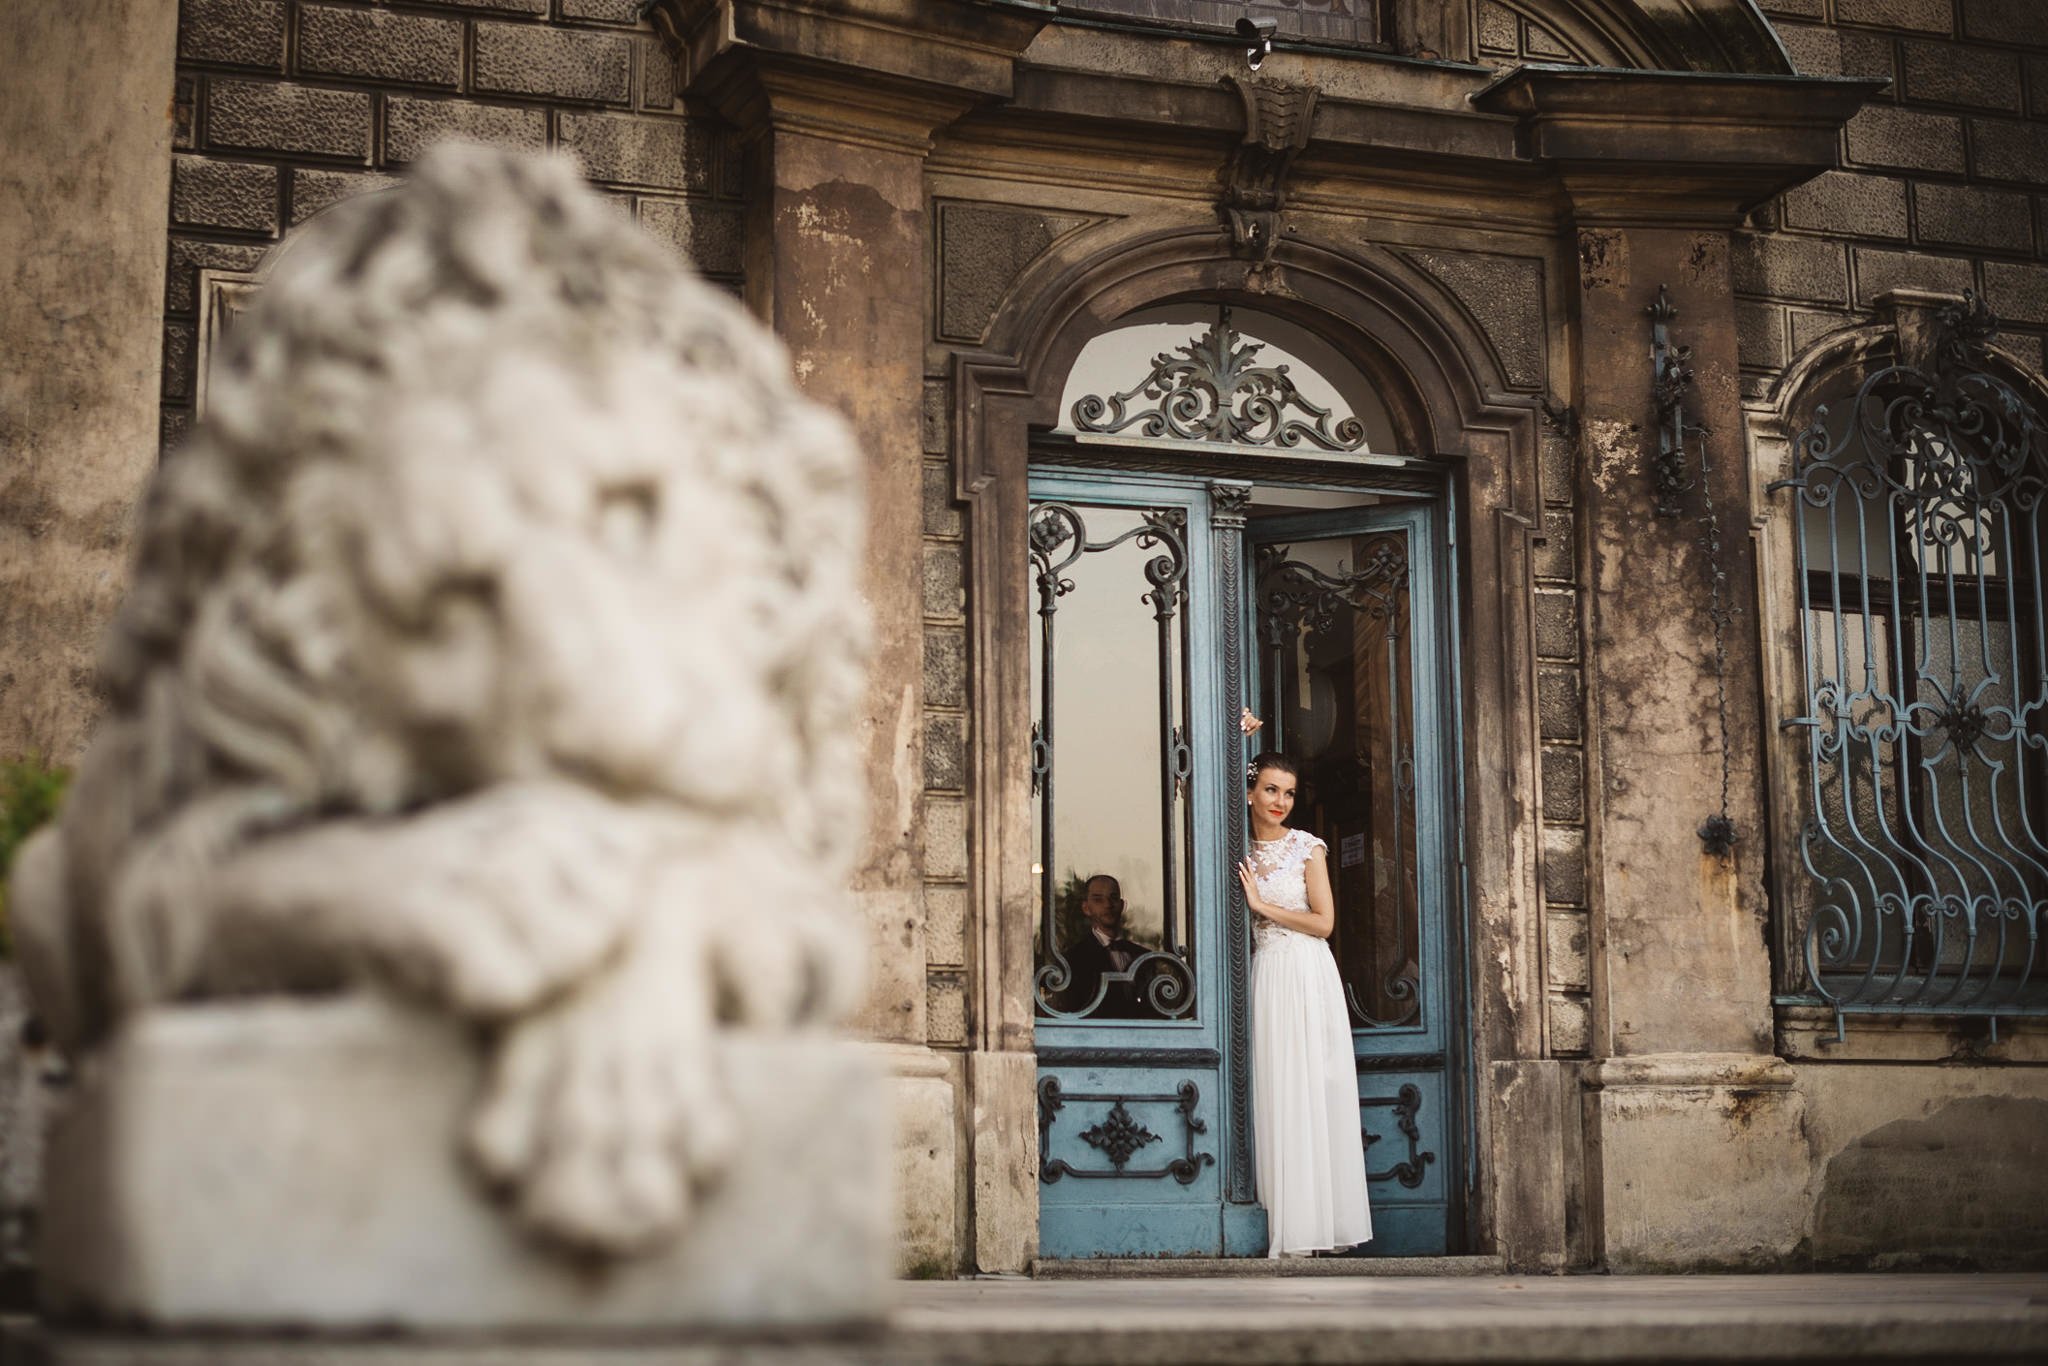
1254, 538, 1422, 1029
1040, 1078, 1216, 1185
1254, 540, 1408, 648
1031, 501, 1196, 1021
1360, 1083, 1437, 1188
1071, 307, 1368, 453
1771, 291, 2048, 1034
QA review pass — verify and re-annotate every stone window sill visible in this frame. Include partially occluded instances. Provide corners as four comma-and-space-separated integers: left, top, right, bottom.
1775, 1003, 2048, 1065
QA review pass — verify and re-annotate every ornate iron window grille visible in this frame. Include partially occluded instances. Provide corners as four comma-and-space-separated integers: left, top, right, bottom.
1070, 307, 1369, 454
1030, 502, 1197, 1021
1771, 294, 2048, 1037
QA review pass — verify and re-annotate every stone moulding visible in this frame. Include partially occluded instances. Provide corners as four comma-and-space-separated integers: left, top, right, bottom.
1581, 1052, 1795, 1093
193, 266, 262, 419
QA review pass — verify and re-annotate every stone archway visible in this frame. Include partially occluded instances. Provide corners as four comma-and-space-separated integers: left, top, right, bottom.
951, 218, 1554, 1262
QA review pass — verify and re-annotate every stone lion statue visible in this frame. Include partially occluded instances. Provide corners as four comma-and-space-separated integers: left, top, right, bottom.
10, 145, 868, 1259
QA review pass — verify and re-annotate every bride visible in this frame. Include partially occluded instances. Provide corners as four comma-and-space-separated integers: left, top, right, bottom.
1234, 721, 1372, 1258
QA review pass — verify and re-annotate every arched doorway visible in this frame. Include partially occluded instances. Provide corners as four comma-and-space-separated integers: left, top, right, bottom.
953, 223, 1550, 1267
1025, 303, 1465, 1258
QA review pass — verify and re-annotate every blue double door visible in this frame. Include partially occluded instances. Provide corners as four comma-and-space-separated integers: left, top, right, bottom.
1031, 468, 1464, 1259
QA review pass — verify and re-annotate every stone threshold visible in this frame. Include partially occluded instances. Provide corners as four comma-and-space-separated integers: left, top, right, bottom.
1029, 1254, 1508, 1278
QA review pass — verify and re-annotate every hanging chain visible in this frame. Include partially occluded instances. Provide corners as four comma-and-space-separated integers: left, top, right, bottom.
1697, 427, 1737, 856
1650, 284, 1737, 854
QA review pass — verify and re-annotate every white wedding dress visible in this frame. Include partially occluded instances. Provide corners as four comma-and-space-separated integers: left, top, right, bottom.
1250, 828, 1372, 1258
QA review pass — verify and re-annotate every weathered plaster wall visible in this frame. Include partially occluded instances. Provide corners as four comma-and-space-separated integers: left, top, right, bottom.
1585, 1059, 2048, 1270
1798, 1063, 2048, 1266
0, 2, 178, 765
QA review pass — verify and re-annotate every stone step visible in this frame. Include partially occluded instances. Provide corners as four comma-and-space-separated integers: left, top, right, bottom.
1030, 1253, 1509, 1278
12, 1274, 2048, 1364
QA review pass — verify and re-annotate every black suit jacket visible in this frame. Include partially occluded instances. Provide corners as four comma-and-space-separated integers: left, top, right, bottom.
1054, 930, 1153, 1019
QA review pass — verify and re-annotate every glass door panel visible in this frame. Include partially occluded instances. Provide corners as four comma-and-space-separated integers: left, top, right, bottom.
1029, 501, 1196, 1023
1253, 528, 1421, 1032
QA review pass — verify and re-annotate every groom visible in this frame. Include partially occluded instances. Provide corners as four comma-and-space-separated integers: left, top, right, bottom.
1059, 874, 1153, 1019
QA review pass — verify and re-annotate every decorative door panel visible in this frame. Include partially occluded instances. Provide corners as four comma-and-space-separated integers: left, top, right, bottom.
1036, 1064, 1225, 1258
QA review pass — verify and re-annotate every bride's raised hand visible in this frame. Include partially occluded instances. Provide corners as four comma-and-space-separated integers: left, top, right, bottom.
1236, 859, 1271, 919
1239, 707, 1263, 737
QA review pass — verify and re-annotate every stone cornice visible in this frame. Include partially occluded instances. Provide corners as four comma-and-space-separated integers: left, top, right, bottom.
1473, 65, 1888, 222
993, 54, 1878, 224
653, 0, 1050, 152
657, 9, 1878, 222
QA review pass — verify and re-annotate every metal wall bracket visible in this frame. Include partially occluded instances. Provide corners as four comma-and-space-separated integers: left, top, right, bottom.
1648, 284, 1705, 518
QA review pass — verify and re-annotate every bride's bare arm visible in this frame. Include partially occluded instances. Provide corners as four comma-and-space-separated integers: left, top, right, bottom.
1235, 849, 1336, 940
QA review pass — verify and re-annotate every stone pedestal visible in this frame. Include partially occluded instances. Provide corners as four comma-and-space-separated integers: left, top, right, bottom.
39, 997, 891, 1331
1582, 1053, 1807, 1272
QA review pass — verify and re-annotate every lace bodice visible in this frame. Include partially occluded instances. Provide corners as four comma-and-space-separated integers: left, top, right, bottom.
1250, 828, 1325, 948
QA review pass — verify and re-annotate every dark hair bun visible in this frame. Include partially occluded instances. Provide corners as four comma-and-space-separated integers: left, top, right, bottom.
1246, 750, 1301, 785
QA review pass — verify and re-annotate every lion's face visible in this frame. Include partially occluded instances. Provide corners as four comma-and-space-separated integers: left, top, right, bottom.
124, 147, 865, 858
319, 339, 853, 826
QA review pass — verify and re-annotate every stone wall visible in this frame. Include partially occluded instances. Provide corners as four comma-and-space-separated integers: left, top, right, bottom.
162, 0, 744, 455
1797, 1062, 2048, 1267
921, 377, 970, 1056
1741, 0, 2048, 390
1535, 409, 1591, 1057
0, 3, 178, 766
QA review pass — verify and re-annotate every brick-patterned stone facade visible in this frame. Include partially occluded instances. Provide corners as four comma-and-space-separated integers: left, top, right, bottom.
1535, 413, 1591, 1057
162, 0, 743, 452
1741, 0, 2048, 393
921, 380, 971, 1050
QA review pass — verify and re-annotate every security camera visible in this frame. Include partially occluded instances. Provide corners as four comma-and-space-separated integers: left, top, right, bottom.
1236, 15, 1278, 71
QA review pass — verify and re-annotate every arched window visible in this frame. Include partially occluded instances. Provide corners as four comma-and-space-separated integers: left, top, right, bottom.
1772, 295, 2048, 1034
1056, 304, 1401, 460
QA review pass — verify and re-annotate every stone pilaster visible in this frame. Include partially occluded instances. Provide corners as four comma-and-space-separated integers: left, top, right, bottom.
664, 0, 1047, 1272
1476, 65, 1879, 1270
0, 2, 178, 763
1574, 222, 1775, 1060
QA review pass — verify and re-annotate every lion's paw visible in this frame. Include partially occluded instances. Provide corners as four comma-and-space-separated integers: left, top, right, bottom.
706, 899, 866, 1029
464, 944, 734, 1257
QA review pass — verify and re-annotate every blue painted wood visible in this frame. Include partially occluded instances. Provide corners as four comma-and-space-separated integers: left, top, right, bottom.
1031, 471, 1465, 1261
1248, 504, 1461, 1257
